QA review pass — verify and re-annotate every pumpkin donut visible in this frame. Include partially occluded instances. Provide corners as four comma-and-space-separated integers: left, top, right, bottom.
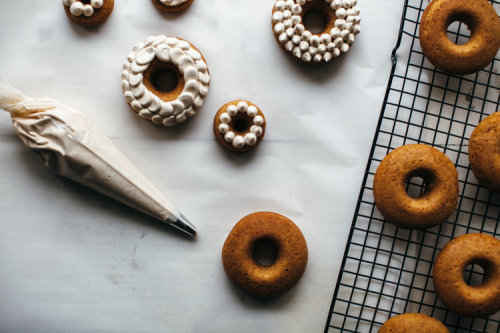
468, 111, 500, 192
433, 233, 500, 317
213, 100, 266, 153
419, 0, 500, 75
373, 144, 458, 229
151, 0, 194, 13
222, 212, 308, 298
271, 0, 361, 63
379, 313, 449, 333
121, 35, 210, 126
62, 0, 114, 26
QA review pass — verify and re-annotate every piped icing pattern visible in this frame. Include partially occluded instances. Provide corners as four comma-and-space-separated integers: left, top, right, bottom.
272, 0, 361, 63
218, 101, 264, 149
63, 0, 103, 17
122, 35, 210, 126
160, 0, 190, 6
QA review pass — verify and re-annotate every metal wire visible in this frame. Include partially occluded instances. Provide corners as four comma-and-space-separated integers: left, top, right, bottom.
324, 0, 500, 332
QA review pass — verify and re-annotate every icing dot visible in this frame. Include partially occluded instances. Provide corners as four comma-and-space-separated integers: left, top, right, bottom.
82, 4, 94, 17
330, 27, 341, 39
333, 47, 341, 57
253, 115, 264, 126
284, 0, 293, 10
323, 52, 333, 62
341, 29, 350, 40
318, 44, 327, 54
220, 112, 231, 124
297, 0, 306, 5
336, 8, 347, 19
341, 43, 350, 53
247, 105, 258, 117
335, 19, 347, 30
320, 34, 332, 45
272, 11, 284, 22
285, 41, 293, 51
292, 4, 301, 15
224, 131, 235, 143
279, 32, 288, 43
292, 35, 302, 45
232, 135, 245, 148
293, 47, 302, 58
299, 41, 309, 52
63, 0, 73, 6
331, 0, 342, 10
250, 125, 263, 137
309, 46, 318, 55
284, 19, 293, 29
70, 2, 83, 16
283, 10, 292, 20
275, 0, 285, 11
219, 123, 229, 134
227, 105, 238, 116
286, 28, 295, 38
294, 24, 305, 35
301, 30, 312, 41
310, 35, 320, 47
301, 52, 312, 62
353, 24, 361, 34
291, 15, 301, 25
313, 54, 323, 63
244, 133, 257, 146
274, 23, 285, 34
237, 101, 248, 113
91, 0, 103, 8
347, 33, 355, 45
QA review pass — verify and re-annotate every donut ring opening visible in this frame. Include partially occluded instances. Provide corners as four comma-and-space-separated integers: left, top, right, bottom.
230, 114, 252, 134
463, 259, 491, 287
300, 0, 336, 35
251, 237, 279, 267
143, 59, 185, 101
405, 169, 436, 198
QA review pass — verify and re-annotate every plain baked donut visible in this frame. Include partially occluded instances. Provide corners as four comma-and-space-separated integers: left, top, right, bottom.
373, 144, 458, 229
468, 111, 500, 192
272, 0, 361, 63
433, 233, 500, 317
62, 0, 114, 26
419, 0, 500, 75
379, 313, 449, 333
122, 35, 210, 126
222, 212, 308, 298
213, 100, 266, 152
151, 0, 194, 13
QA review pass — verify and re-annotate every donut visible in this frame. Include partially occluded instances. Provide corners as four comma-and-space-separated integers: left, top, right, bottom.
222, 212, 308, 298
419, 0, 500, 75
151, 0, 194, 13
62, 0, 114, 26
271, 0, 361, 63
379, 313, 449, 333
468, 111, 500, 192
122, 36, 210, 126
213, 100, 266, 152
433, 233, 500, 317
373, 144, 458, 229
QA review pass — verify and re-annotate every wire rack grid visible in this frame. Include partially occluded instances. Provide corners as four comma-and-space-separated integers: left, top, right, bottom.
324, 0, 500, 332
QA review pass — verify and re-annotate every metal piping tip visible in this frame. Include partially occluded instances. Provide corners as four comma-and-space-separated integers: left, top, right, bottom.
169, 213, 197, 237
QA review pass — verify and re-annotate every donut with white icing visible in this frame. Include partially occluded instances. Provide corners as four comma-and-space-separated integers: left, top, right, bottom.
122, 36, 210, 127
152, 0, 194, 13
213, 101, 266, 152
272, 0, 361, 63
62, 0, 114, 26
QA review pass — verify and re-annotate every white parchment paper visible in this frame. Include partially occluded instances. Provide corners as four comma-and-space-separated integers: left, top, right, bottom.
0, 1, 403, 332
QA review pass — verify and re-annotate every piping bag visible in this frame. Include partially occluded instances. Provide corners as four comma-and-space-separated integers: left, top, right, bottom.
0, 84, 197, 236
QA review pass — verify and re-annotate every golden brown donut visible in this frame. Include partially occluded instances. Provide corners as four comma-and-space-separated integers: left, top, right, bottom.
151, 0, 194, 13
213, 100, 266, 153
222, 212, 308, 298
379, 313, 449, 333
468, 111, 500, 192
62, 0, 114, 27
373, 144, 458, 229
433, 233, 500, 317
419, 0, 500, 75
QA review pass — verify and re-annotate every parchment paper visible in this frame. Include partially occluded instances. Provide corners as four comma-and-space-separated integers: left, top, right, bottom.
0, 1, 403, 332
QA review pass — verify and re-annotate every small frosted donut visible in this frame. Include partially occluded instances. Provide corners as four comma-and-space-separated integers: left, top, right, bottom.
433, 233, 500, 317
213, 100, 266, 152
468, 111, 500, 192
122, 36, 210, 126
373, 144, 458, 229
379, 313, 449, 333
419, 0, 500, 75
271, 0, 361, 63
222, 212, 308, 298
151, 0, 194, 13
62, 0, 114, 26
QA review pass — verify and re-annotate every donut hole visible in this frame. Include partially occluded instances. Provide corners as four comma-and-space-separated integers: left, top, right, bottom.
151, 69, 178, 93
231, 114, 252, 134
252, 237, 279, 267
446, 20, 472, 45
301, 1, 336, 35
303, 10, 327, 34
463, 259, 492, 287
143, 59, 185, 99
405, 169, 435, 198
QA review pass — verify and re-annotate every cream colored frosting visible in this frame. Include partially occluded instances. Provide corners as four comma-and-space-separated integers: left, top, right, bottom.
160, 0, 190, 6
272, 0, 361, 63
63, 0, 103, 17
122, 35, 210, 126
218, 101, 263, 149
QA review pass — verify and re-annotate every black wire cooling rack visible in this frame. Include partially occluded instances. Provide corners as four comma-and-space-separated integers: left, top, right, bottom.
324, 0, 500, 332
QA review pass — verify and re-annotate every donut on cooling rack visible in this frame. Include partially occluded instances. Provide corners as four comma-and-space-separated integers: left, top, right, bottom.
222, 212, 308, 298
213, 100, 266, 152
271, 0, 361, 63
468, 111, 500, 192
433, 233, 500, 317
419, 0, 500, 75
62, 0, 114, 26
379, 313, 449, 333
151, 0, 194, 13
373, 144, 458, 229
122, 35, 210, 126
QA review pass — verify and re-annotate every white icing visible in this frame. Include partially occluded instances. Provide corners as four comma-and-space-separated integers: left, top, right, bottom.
218, 101, 264, 148
122, 36, 210, 126
273, 0, 361, 62
63, 0, 103, 17
160, 0, 190, 7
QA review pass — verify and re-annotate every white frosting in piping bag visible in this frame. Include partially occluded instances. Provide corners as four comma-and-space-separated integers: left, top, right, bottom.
272, 0, 361, 63
63, 0, 104, 17
122, 36, 210, 126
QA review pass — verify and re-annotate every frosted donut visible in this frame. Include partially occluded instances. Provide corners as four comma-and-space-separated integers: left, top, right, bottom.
468, 111, 500, 192
122, 36, 210, 126
271, 0, 361, 63
222, 212, 308, 298
151, 0, 194, 13
62, 0, 114, 26
433, 233, 500, 317
379, 313, 449, 333
373, 144, 458, 229
213, 100, 266, 152
419, 0, 500, 75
